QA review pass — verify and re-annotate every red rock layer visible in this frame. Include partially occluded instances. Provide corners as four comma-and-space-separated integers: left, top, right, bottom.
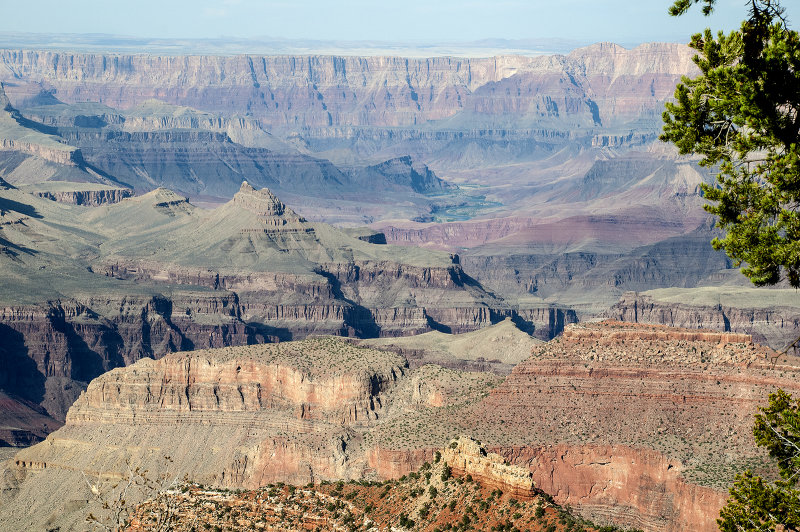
468, 321, 800, 531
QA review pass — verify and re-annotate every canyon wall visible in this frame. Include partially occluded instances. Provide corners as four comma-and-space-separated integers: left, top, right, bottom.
0, 339, 411, 530
6, 322, 797, 531
467, 321, 800, 531
29, 187, 133, 205
499, 444, 727, 532
0, 292, 250, 421
607, 291, 800, 349
0, 44, 695, 137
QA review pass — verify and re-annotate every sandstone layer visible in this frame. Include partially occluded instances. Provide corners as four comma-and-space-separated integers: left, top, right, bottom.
442, 436, 536, 500
606, 289, 800, 350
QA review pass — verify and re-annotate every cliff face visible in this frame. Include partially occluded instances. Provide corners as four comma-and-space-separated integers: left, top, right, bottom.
5, 322, 794, 531
498, 444, 727, 532
466, 321, 800, 531
66, 339, 406, 427
0, 293, 250, 420
30, 187, 132, 205
0, 138, 79, 166
0, 44, 695, 135
1, 339, 411, 529
606, 291, 800, 349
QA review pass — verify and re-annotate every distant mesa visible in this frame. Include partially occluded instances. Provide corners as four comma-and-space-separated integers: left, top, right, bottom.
20, 181, 134, 206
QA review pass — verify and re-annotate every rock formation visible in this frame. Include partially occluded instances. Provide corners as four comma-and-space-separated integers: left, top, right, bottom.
364, 321, 800, 531
606, 289, 800, 349
442, 436, 536, 500
0, 45, 738, 324
26, 185, 133, 205
0, 44, 695, 133
0, 337, 491, 530
4, 322, 798, 531
1, 181, 548, 427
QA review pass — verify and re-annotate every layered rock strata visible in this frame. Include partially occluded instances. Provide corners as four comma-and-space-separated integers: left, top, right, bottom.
0, 44, 696, 133
470, 321, 800, 531
607, 290, 800, 350
0, 181, 531, 426
359, 321, 800, 531
0, 338, 410, 529
29, 187, 132, 206
5, 322, 793, 531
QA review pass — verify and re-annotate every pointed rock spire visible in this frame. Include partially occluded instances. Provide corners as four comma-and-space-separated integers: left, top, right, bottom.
232, 181, 305, 223
0, 83, 10, 111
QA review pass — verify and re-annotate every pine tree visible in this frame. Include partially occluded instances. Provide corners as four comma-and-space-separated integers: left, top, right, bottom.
662, 0, 800, 287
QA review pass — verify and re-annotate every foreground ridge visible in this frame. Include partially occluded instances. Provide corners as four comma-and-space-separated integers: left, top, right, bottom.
129, 437, 633, 532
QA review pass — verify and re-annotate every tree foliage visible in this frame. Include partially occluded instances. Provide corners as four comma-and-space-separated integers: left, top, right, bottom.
717, 390, 800, 531
664, 3, 800, 530
661, 0, 800, 287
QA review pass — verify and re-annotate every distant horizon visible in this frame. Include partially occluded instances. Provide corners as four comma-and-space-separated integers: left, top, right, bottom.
0, 31, 699, 58
2, 1, 752, 50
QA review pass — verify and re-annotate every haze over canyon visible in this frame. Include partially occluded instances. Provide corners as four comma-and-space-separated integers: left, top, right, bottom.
0, 36, 797, 531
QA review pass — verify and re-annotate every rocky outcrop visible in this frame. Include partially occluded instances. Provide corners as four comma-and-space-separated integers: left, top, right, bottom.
0, 138, 79, 166
30, 187, 133, 206
361, 156, 450, 194
443, 437, 536, 500
607, 291, 800, 349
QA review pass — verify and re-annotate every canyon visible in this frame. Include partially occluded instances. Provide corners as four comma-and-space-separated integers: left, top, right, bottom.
0, 38, 798, 532
0, 44, 780, 319
3, 321, 796, 531
0, 175, 574, 436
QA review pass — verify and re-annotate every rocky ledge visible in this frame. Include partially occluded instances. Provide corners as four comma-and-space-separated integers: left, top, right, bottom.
442, 436, 536, 500
606, 290, 800, 349
30, 187, 133, 206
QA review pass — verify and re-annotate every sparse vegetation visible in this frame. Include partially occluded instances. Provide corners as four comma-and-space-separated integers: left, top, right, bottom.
130, 455, 637, 531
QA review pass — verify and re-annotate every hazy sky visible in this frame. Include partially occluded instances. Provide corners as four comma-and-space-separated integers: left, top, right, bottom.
2, 0, 753, 44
